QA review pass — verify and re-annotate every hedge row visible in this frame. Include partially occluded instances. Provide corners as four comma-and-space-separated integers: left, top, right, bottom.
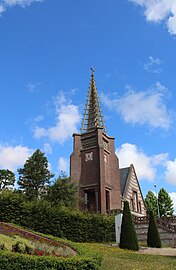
0, 251, 101, 270
0, 191, 115, 243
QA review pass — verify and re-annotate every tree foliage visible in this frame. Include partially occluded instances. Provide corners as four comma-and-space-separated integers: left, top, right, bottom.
0, 169, 15, 190
46, 173, 78, 208
119, 201, 139, 251
145, 191, 157, 216
17, 149, 54, 199
158, 188, 174, 217
145, 188, 174, 217
147, 210, 161, 248
0, 190, 25, 223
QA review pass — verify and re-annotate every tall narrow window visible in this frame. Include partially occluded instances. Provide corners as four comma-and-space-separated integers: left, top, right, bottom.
130, 198, 134, 211
139, 201, 142, 213
84, 193, 88, 210
106, 190, 110, 213
133, 191, 138, 212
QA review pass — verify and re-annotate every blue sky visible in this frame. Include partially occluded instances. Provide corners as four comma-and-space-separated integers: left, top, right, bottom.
0, 0, 176, 209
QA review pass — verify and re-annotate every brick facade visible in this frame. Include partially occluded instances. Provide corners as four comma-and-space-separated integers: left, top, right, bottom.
70, 127, 121, 214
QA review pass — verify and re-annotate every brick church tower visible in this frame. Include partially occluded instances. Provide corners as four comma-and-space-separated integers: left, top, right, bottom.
70, 69, 121, 214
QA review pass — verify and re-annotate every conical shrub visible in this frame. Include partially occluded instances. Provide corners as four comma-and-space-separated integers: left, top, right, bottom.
147, 210, 161, 248
119, 201, 139, 251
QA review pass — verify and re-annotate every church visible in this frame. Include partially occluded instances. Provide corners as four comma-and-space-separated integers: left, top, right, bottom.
70, 69, 146, 217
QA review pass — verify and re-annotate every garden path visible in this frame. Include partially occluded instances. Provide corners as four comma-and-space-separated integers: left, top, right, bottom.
139, 247, 176, 256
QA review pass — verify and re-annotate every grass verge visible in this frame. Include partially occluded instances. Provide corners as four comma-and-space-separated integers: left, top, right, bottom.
80, 243, 176, 270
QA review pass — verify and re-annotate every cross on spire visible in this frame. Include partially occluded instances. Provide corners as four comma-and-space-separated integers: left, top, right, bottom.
91, 67, 94, 75
81, 68, 106, 133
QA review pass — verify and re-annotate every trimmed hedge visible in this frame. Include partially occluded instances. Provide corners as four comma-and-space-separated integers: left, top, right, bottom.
147, 211, 161, 248
0, 251, 101, 270
0, 191, 115, 243
119, 201, 139, 251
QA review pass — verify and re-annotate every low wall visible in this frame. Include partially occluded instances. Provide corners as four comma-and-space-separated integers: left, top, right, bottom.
134, 216, 176, 247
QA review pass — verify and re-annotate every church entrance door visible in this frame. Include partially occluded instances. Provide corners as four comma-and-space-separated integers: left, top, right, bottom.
85, 190, 96, 212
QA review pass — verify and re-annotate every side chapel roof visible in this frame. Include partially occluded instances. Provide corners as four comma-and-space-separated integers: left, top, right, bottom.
81, 68, 106, 133
120, 166, 130, 196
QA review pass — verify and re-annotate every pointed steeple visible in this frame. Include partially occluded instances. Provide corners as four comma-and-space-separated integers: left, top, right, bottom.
81, 68, 106, 133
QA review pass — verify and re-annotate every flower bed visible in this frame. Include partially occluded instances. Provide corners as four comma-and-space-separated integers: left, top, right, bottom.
0, 222, 77, 257
0, 222, 102, 269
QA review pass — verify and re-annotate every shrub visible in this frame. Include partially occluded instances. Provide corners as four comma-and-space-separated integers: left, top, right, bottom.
0, 190, 25, 224
119, 201, 139, 251
25, 245, 33, 255
12, 242, 26, 253
0, 244, 5, 250
147, 211, 161, 248
0, 191, 115, 243
0, 251, 101, 270
31, 205, 115, 243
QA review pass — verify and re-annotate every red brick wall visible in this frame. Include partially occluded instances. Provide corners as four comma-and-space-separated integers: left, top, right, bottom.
70, 128, 122, 213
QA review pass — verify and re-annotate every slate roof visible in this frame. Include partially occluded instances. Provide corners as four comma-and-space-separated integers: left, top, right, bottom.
120, 167, 130, 196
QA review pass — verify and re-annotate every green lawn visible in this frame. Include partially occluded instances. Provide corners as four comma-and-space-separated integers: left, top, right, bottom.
0, 234, 34, 251
77, 243, 176, 270
1, 228, 176, 270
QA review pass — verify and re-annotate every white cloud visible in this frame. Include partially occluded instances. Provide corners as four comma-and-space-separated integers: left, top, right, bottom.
130, 0, 176, 35
33, 93, 81, 144
43, 143, 52, 154
58, 157, 69, 173
165, 159, 176, 185
4, 0, 42, 7
169, 192, 176, 213
0, 4, 5, 13
152, 153, 169, 166
116, 143, 168, 181
144, 56, 162, 74
116, 142, 176, 187
167, 4, 176, 35
34, 127, 47, 139
101, 82, 172, 130
0, 145, 33, 171
33, 115, 44, 123
47, 104, 80, 142
0, 0, 43, 14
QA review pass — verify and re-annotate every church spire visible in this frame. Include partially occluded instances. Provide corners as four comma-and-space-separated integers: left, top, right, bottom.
81, 68, 106, 133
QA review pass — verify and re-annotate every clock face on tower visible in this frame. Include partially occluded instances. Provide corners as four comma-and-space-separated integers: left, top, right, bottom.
85, 152, 93, 162
103, 140, 108, 150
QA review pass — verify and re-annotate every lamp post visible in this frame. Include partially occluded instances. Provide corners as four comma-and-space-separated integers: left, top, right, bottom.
154, 184, 160, 218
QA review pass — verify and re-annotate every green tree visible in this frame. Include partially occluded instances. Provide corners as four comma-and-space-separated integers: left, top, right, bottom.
17, 149, 54, 200
0, 169, 15, 190
158, 188, 174, 216
46, 173, 77, 208
147, 210, 161, 248
0, 190, 25, 223
145, 191, 158, 217
119, 201, 139, 251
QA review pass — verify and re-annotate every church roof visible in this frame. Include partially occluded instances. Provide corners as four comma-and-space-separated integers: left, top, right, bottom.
81, 68, 106, 133
120, 166, 130, 196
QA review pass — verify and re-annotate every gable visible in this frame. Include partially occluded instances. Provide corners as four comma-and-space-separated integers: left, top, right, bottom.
120, 164, 146, 216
